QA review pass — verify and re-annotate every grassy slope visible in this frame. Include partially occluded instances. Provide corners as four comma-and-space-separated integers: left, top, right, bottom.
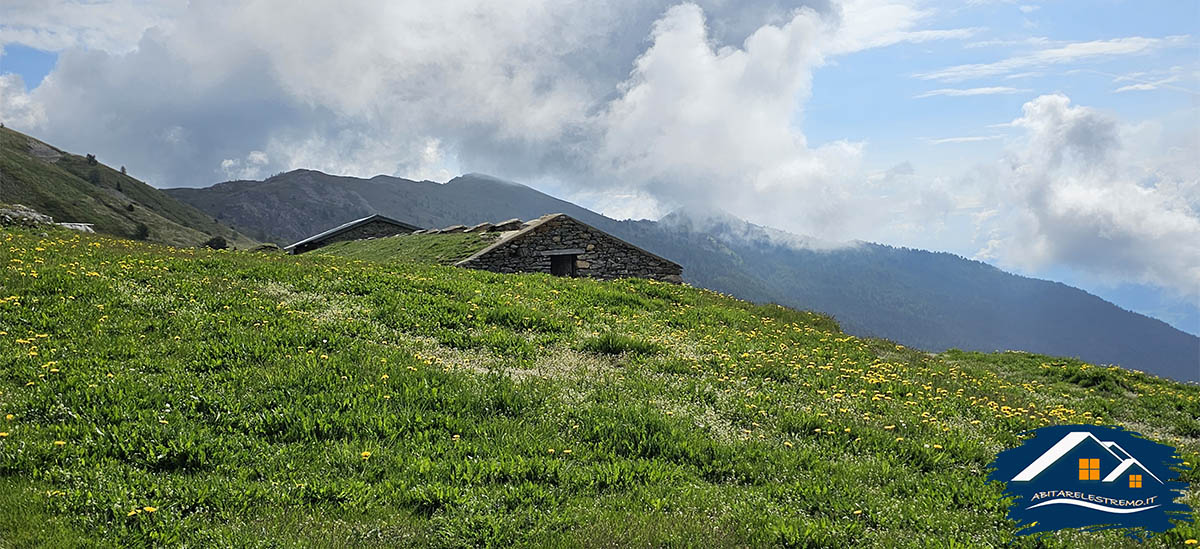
0, 227, 1197, 548
316, 233, 496, 265
0, 127, 256, 248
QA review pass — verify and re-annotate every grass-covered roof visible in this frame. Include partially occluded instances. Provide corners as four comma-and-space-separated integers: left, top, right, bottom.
317, 232, 498, 264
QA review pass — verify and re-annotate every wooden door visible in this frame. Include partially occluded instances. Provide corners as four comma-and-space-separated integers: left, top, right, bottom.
550, 254, 576, 276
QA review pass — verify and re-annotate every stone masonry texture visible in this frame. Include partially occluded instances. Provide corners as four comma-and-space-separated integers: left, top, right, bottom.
458, 215, 683, 283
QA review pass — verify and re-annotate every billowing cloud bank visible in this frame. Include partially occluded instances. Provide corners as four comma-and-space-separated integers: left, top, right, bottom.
976, 94, 1199, 295
0, 2, 959, 225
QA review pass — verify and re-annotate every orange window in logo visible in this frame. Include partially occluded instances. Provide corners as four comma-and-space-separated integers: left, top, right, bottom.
1078, 458, 1100, 480
1129, 474, 1142, 488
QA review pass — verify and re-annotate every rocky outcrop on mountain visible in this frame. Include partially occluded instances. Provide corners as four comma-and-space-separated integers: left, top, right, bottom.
0, 204, 54, 226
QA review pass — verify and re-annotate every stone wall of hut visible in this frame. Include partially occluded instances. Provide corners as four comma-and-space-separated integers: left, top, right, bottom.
458, 216, 683, 282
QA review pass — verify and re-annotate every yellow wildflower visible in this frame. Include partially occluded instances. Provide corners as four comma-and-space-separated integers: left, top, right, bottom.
53, 440, 65, 446
360, 451, 371, 460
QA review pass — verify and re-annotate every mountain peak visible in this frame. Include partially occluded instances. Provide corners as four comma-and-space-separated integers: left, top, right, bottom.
660, 206, 741, 225
447, 173, 530, 189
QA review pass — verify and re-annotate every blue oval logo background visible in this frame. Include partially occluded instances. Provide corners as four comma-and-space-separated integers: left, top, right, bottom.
988, 424, 1192, 537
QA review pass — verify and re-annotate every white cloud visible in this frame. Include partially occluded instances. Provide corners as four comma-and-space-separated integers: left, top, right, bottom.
1061, 67, 1198, 96
586, 1, 981, 237
246, 150, 268, 166
594, 3, 868, 236
1114, 81, 1169, 93
965, 37, 1053, 49
219, 150, 271, 180
826, 0, 978, 54
917, 36, 1189, 81
1112, 74, 1194, 94
973, 94, 1200, 296
0, 73, 43, 127
914, 86, 1030, 98
0, 0, 187, 53
927, 135, 1003, 144
11, 0, 629, 186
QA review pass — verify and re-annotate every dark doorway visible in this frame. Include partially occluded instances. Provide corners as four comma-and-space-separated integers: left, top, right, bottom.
550, 254, 577, 277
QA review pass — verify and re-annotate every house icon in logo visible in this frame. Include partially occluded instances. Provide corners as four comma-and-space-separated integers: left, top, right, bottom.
1010, 431, 1163, 489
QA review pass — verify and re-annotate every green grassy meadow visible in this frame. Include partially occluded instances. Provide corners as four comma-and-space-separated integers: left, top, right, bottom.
0, 227, 1197, 547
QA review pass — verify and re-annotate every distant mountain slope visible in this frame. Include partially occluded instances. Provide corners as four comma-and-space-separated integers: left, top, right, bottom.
164, 170, 614, 245
166, 170, 1200, 381
635, 212, 1200, 382
0, 127, 255, 248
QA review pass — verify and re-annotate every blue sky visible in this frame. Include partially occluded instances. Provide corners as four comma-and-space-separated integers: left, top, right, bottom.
0, 44, 55, 88
806, 1, 1198, 176
1, 0, 1197, 335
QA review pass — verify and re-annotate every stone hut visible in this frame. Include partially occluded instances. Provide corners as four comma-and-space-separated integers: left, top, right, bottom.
455, 213, 682, 283
285, 214, 421, 254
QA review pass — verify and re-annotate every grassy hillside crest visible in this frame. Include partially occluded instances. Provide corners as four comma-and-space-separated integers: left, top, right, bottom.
1, 226, 1197, 547
0, 127, 255, 248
